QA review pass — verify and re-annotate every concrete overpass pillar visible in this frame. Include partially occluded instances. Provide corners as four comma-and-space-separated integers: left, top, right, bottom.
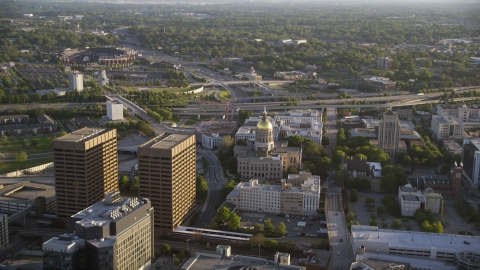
358, 107, 361, 112
23, 215, 26, 227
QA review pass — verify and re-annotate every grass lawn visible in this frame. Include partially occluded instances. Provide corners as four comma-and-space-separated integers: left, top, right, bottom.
182, 119, 198, 126
0, 135, 56, 156
219, 89, 231, 99
0, 157, 53, 175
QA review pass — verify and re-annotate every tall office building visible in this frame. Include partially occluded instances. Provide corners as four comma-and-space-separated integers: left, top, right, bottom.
377, 110, 401, 159
462, 138, 480, 188
53, 128, 119, 219
68, 71, 84, 91
43, 192, 154, 270
138, 133, 196, 236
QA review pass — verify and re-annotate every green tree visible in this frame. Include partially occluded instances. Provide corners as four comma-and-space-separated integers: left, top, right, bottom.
216, 206, 231, 223
264, 218, 274, 234
15, 152, 27, 163
236, 138, 247, 146
391, 219, 402, 230
238, 110, 253, 126
250, 233, 265, 246
119, 175, 130, 192
377, 206, 387, 215
287, 135, 304, 147
321, 136, 330, 147
160, 244, 171, 254
332, 150, 345, 167
30, 138, 39, 147
130, 176, 139, 193
173, 257, 179, 266
350, 189, 359, 202
253, 223, 263, 233
275, 222, 287, 236
264, 239, 279, 250
228, 212, 240, 230
380, 165, 407, 193
196, 175, 209, 200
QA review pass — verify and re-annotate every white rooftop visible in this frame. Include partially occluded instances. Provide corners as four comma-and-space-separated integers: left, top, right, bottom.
352, 225, 480, 254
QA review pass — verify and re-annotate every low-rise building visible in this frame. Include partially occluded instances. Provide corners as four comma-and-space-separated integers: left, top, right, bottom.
196, 121, 237, 149
444, 140, 462, 156
364, 76, 396, 90
398, 184, 443, 216
431, 114, 464, 139
226, 176, 320, 216
0, 115, 57, 136
393, 108, 413, 120
408, 166, 462, 200
274, 71, 308, 80
343, 157, 368, 179
183, 245, 305, 270
351, 225, 480, 270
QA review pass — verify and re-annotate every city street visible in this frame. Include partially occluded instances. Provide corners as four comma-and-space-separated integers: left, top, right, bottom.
195, 149, 226, 227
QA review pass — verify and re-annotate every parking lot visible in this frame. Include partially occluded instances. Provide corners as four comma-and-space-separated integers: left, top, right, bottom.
235, 210, 328, 248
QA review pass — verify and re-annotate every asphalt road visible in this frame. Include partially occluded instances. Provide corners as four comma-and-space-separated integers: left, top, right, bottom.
195, 149, 226, 228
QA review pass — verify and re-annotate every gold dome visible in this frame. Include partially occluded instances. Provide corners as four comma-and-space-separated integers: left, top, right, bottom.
257, 106, 272, 130
257, 119, 273, 130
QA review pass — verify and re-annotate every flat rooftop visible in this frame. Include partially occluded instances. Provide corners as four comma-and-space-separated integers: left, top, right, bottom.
140, 133, 193, 150
54, 127, 111, 143
351, 225, 480, 255
184, 253, 304, 270
0, 182, 55, 205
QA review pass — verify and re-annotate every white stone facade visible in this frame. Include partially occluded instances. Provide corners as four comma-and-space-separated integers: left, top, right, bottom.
106, 100, 123, 121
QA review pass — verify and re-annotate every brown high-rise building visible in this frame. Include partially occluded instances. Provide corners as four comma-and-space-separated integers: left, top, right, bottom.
53, 127, 119, 219
138, 133, 196, 236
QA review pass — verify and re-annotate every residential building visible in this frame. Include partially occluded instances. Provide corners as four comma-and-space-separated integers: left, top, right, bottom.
68, 71, 83, 91
377, 110, 401, 159
462, 138, 480, 188
182, 245, 305, 270
138, 133, 196, 236
235, 109, 302, 180
377, 57, 393, 69
0, 115, 29, 124
106, 100, 123, 121
43, 193, 154, 270
431, 114, 464, 138
53, 128, 119, 219
196, 121, 237, 149
226, 176, 321, 216
351, 225, 480, 270
0, 214, 8, 250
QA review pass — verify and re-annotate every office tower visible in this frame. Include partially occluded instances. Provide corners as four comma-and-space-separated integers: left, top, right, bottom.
43, 192, 154, 270
68, 71, 84, 91
462, 139, 480, 188
106, 100, 123, 121
138, 133, 196, 236
53, 128, 118, 219
377, 110, 401, 159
